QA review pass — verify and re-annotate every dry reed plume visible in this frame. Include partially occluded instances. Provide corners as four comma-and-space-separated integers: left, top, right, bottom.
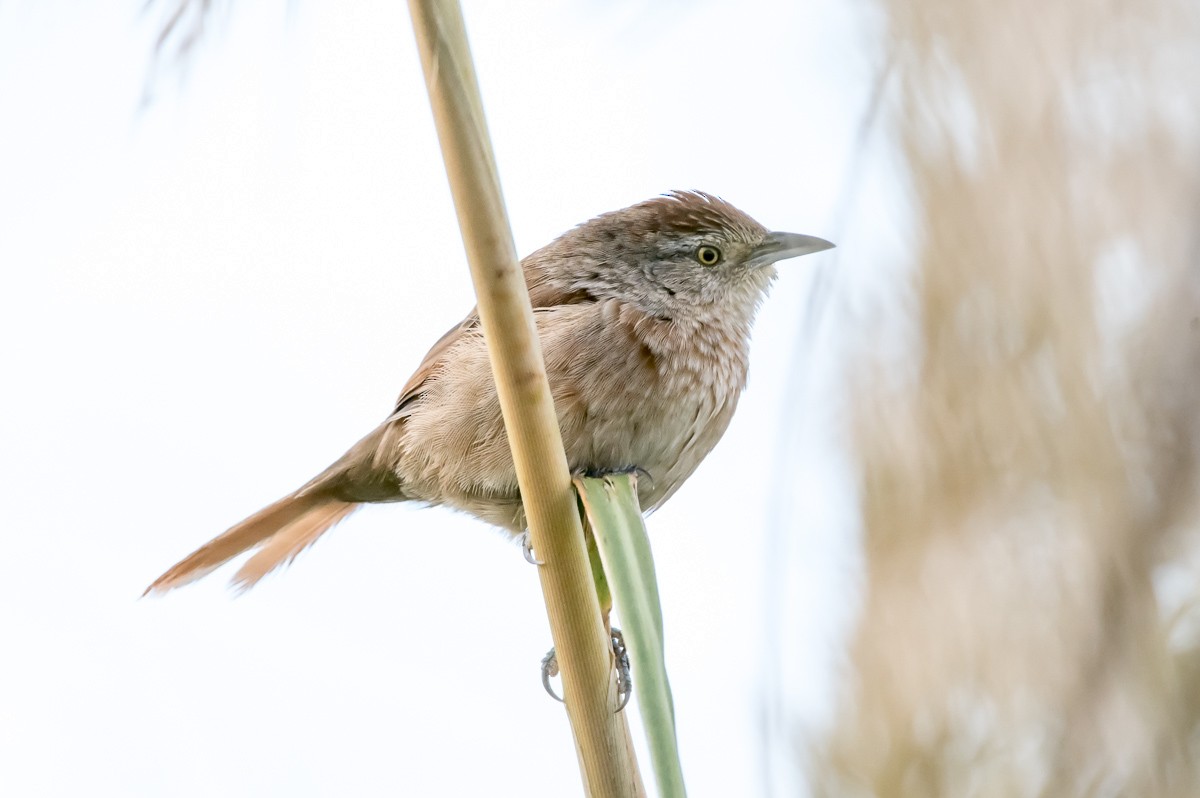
805, 0, 1200, 795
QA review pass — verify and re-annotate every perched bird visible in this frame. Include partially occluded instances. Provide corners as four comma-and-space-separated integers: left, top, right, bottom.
146, 191, 833, 594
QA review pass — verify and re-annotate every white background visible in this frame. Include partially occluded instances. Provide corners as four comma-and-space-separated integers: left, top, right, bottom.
0, 2, 884, 794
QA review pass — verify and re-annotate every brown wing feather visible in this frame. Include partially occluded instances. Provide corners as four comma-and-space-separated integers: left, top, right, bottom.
393, 310, 480, 413
391, 268, 598, 414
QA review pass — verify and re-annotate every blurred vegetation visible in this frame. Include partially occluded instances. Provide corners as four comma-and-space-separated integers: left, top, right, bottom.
799, 0, 1200, 795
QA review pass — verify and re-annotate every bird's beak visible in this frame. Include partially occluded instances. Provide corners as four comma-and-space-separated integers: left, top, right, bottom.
747, 231, 835, 269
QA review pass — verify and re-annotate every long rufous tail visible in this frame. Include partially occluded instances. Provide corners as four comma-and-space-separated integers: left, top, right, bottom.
144, 490, 359, 595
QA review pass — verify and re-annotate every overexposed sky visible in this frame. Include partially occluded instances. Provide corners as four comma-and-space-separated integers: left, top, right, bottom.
0, 2, 886, 794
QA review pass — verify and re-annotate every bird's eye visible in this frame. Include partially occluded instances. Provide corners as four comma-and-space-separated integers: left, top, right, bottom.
695, 245, 722, 266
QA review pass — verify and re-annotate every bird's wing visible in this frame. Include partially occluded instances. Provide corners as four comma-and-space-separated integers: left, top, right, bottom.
393, 309, 480, 415
391, 268, 597, 416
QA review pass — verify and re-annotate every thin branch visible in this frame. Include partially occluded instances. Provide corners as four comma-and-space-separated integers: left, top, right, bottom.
406, 1, 644, 795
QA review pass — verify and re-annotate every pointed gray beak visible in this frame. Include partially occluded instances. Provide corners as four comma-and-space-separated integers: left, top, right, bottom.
747, 231, 835, 269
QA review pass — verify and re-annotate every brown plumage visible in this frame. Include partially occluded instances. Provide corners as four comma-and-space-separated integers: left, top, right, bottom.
145, 191, 832, 594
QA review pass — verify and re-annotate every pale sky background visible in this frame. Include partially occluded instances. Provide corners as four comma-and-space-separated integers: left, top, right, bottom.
0, 2, 899, 795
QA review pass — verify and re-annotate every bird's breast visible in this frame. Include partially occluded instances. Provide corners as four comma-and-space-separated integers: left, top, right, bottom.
550, 301, 749, 510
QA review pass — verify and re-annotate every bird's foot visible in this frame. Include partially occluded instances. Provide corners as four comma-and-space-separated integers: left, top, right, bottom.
612, 627, 632, 710
573, 465, 653, 490
540, 627, 631, 712
520, 531, 544, 565
539, 648, 560, 700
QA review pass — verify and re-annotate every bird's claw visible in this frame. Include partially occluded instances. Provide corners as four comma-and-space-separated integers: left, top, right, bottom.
540, 649, 562, 702
540, 628, 631, 713
573, 466, 652, 489
521, 531, 544, 565
612, 628, 632, 712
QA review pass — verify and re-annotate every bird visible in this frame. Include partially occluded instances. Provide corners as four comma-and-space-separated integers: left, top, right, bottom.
145, 190, 833, 594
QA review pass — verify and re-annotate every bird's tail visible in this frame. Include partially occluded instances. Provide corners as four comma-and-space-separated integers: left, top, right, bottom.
143, 489, 359, 595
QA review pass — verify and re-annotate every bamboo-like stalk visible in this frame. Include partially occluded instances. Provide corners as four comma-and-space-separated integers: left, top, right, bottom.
406, 2, 643, 795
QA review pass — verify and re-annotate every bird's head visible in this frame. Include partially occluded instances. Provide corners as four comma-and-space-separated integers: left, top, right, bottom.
530, 190, 833, 322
